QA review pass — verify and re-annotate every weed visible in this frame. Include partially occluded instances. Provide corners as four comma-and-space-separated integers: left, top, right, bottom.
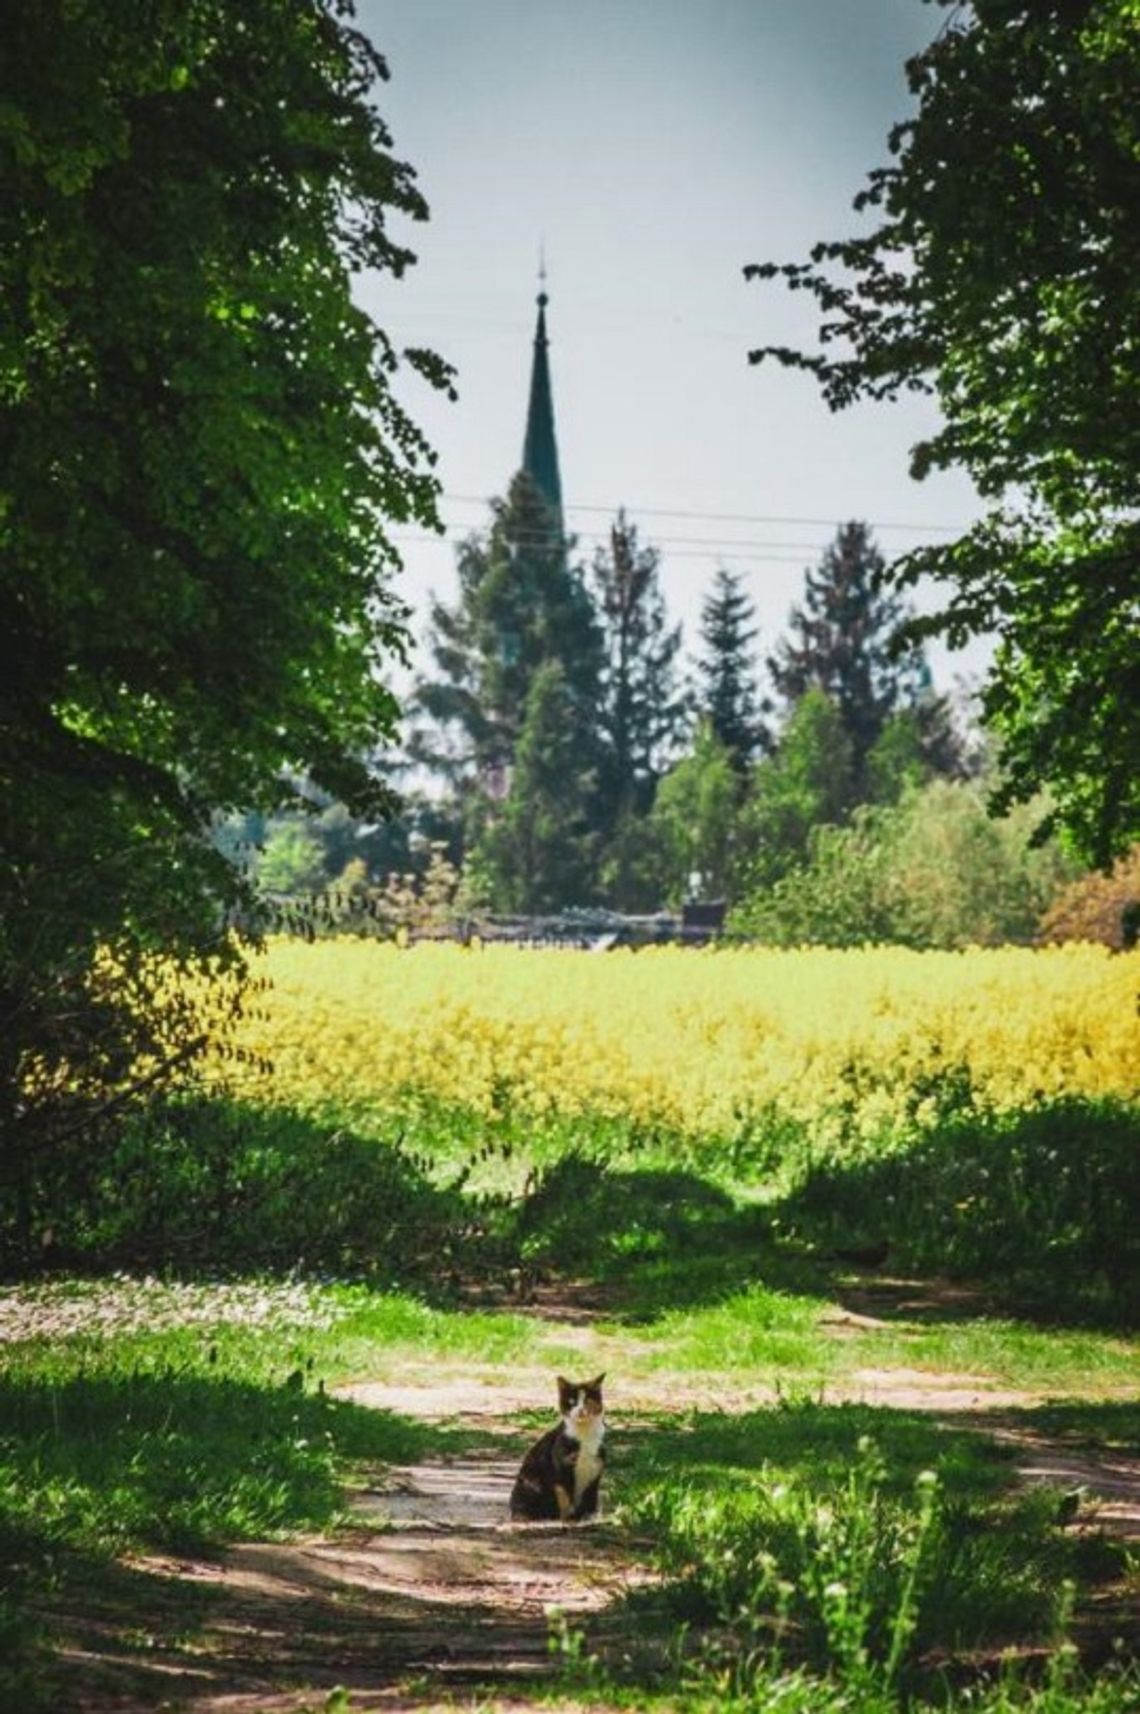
624, 1437, 1128, 1696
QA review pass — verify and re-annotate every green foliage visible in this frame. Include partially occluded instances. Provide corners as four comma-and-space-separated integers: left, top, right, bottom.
768, 523, 952, 788
0, 1099, 475, 1283
742, 690, 857, 890
0, 0, 446, 1167
597, 804, 671, 913
469, 660, 601, 910
257, 820, 329, 897
747, 1, 1140, 865
733, 777, 1075, 948
780, 1096, 1140, 1322
627, 1431, 1127, 1707
865, 701, 965, 806
649, 718, 742, 902
415, 471, 602, 787
0, 1294, 465, 1701
592, 511, 686, 823
696, 567, 767, 773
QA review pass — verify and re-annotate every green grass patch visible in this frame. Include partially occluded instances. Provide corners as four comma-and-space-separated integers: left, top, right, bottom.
774, 1097, 1140, 1325
0, 1277, 515, 1700
10, 1092, 1139, 1336
626, 1283, 831, 1376
862, 1317, 1140, 1392
615, 1418, 1130, 1703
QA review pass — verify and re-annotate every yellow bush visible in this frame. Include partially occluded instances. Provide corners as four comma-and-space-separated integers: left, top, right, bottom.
228, 941, 1140, 1140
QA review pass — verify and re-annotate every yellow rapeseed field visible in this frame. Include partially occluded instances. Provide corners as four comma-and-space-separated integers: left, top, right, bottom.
233, 941, 1140, 1139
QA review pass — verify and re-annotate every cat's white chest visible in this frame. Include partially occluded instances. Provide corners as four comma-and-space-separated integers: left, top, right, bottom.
570, 1414, 606, 1505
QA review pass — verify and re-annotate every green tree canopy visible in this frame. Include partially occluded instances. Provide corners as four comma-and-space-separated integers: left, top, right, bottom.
257, 822, 328, 898
0, 0, 446, 1154
733, 779, 1075, 950
742, 689, 856, 890
649, 719, 741, 905
746, 0, 1140, 865
414, 471, 602, 787
469, 662, 599, 913
768, 522, 948, 786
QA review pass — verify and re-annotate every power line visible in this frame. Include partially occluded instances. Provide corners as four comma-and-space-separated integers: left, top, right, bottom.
440, 490, 969, 535
401, 525, 831, 553
391, 532, 834, 566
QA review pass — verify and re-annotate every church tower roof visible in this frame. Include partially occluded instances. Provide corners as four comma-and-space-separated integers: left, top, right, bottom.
521, 286, 563, 528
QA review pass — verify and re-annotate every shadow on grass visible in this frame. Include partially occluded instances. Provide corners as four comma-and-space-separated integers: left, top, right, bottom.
1006, 1398, 1140, 1453
11, 1093, 1138, 1335
1, 1525, 567, 1714
514, 1152, 856, 1314
0, 1363, 489, 1706
770, 1097, 1140, 1329
5, 1096, 502, 1289
496, 1096, 1140, 1332
0, 1365, 481, 1554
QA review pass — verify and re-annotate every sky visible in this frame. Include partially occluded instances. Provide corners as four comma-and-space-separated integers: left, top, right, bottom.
355, 0, 990, 701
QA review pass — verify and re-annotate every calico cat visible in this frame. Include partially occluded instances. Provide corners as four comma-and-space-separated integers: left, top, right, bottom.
509, 1373, 606, 1523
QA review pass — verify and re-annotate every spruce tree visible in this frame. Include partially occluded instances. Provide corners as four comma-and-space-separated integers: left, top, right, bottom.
696, 568, 766, 773
413, 470, 602, 788
767, 522, 952, 787
591, 511, 686, 823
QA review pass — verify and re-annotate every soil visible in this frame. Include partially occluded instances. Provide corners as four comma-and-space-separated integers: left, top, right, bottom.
31, 1279, 1140, 1714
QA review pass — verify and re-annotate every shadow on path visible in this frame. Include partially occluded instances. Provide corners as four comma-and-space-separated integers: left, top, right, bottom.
40, 1450, 655, 1714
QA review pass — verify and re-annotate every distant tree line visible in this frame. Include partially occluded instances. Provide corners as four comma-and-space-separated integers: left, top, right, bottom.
242, 490, 1105, 951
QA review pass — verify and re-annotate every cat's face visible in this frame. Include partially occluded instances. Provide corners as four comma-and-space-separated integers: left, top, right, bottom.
558, 1373, 605, 1427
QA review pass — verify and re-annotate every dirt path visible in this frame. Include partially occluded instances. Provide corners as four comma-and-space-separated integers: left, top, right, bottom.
39, 1292, 1140, 1714
50, 1439, 656, 1714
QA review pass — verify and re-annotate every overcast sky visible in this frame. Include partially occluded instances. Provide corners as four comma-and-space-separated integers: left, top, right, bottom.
356, 0, 989, 699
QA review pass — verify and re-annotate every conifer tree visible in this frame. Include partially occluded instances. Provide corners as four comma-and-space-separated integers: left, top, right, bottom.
591, 512, 686, 823
414, 471, 602, 790
768, 522, 952, 786
695, 568, 766, 774
470, 662, 599, 911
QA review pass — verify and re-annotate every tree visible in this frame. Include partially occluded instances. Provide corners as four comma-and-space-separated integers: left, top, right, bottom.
649, 720, 741, 904
865, 700, 966, 807
695, 568, 766, 774
1039, 846, 1140, 949
733, 779, 1075, 950
746, 0, 1140, 865
591, 512, 686, 824
0, 1, 447, 1171
414, 471, 602, 790
257, 822, 327, 897
469, 662, 599, 912
742, 689, 856, 890
768, 522, 952, 786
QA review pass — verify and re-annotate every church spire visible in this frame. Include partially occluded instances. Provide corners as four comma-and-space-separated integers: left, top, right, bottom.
521, 265, 563, 528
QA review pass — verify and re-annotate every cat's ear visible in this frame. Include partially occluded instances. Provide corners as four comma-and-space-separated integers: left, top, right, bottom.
588, 1372, 605, 1391
556, 1376, 571, 1391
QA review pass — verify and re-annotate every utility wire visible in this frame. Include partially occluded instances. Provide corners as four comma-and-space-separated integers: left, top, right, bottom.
440, 491, 969, 535
392, 532, 844, 566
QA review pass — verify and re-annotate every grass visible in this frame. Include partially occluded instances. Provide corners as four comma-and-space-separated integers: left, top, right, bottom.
3, 1085, 1139, 1710
616, 1412, 1128, 1653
